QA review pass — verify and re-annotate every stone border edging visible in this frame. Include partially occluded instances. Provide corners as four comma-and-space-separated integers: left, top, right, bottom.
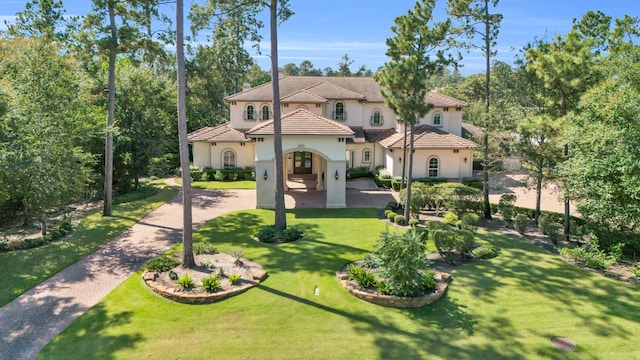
336, 263, 450, 308
142, 260, 267, 305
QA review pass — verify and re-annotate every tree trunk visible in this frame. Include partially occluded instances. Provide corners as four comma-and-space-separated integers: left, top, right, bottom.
41, 214, 47, 236
103, 3, 116, 217
177, 0, 194, 268
400, 123, 408, 190
403, 123, 416, 222
535, 170, 542, 225
482, 0, 492, 220
563, 143, 570, 241
271, 0, 286, 230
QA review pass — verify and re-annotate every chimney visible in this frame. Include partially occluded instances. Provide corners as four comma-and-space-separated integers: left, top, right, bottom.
242, 82, 251, 91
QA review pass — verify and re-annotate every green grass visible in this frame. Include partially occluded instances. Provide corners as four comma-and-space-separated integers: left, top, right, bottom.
0, 182, 178, 307
40, 209, 640, 359
175, 178, 256, 189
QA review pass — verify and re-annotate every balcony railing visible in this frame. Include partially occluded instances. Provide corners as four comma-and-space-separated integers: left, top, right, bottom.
331, 111, 348, 121
370, 115, 384, 126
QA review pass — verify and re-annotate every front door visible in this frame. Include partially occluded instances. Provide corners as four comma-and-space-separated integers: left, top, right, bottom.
294, 151, 313, 174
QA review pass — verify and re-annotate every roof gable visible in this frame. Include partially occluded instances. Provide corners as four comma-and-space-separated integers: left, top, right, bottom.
246, 109, 354, 137
303, 81, 366, 100
280, 89, 328, 103
187, 123, 250, 143
379, 125, 476, 149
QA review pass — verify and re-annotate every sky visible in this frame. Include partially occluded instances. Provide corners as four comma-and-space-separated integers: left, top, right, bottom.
1, 0, 638, 75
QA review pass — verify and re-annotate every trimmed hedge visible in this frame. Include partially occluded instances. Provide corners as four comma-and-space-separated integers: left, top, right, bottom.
346, 166, 373, 179
190, 167, 255, 182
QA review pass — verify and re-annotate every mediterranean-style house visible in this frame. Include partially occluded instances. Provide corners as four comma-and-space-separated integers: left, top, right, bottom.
187, 76, 476, 209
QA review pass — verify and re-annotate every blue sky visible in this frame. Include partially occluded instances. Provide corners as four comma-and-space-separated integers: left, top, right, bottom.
1, 0, 638, 75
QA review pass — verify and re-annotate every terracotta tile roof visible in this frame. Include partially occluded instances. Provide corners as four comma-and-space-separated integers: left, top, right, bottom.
280, 90, 328, 103
187, 123, 251, 143
246, 109, 354, 137
379, 125, 477, 149
347, 127, 399, 144
303, 81, 366, 100
461, 122, 483, 140
425, 91, 469, 108
225, 76, 384, 102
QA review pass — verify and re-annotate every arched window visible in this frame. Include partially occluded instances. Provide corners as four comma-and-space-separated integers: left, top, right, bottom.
245, 105, 255, 120
370, 109, 383, 126
222, 149, 236, 168
363, 148, 371, 163
334, 101, 345, 120
433, 112, 442, 126
261, 105, 270, 120
428, 157, 439, 177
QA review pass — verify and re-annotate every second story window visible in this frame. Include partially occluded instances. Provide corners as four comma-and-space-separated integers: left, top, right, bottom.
433, 112, 442, 126
334, 101, 346, 121
261, 105, 271, 120
244, 104, 255, 120
370, 109, 383, 126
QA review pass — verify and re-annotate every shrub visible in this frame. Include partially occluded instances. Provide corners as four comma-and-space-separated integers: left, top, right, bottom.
433, 228, 475, 263
346, 166, 373, 179
408, 218, 419, 227
631, 267, 640, 278
59, 219, 73, 232
200, 275, 221, 291
460, 213, 479, 232
384, 201, 398, 211
14, 237, 46, 250
347, 264, 378, 289
227, 273, 242, 285
514, 213, 528, 234
498, 194, 517, 225
255, 225, 303, 243
558, 243, 617, 270
433, 183, 482, 215
362, 252, 382, 269
461, 177, 483, 190
547, 224, 561, 245
375, 229, 432, 297
473, 244, 499, 259
538, 213, 551, 235
421, 269, 437, 291
0, 242, 8, 252
394, 214, 405, 225
386, 211, 397, 222
399, 182, 430, 218
231, 245, 247, 266
176, 274, 194, 289
199, 259, 215, 269
190, 166, 204, 182
443, 212, 459, 226
144, 255, 180, 272
193, 242, 219, 255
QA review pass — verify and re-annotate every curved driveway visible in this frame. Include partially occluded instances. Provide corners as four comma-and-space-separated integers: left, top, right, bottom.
0, 189, 256, 360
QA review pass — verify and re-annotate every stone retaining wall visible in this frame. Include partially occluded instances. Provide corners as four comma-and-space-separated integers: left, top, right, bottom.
336, 266, 450, 308
143, 269, 267, 305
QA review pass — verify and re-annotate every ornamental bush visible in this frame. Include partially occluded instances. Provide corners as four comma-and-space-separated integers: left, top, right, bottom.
176, 274, 194, 289
347, 264, 378, 289
201, 275, 222, 292
514, 213, 528, 234
394, 214, 405, 225
375, 229, 432, 297
193, 242, 219, 255
144, 255, 180, 272
255, 225, 303, 243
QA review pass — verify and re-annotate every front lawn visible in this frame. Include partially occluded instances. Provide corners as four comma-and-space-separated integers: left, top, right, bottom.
175, 178, 256, 190
40, 209, 640, 359
0, 182, 178, 307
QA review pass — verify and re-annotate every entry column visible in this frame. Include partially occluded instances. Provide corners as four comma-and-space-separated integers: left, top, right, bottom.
326, 160, 346, 208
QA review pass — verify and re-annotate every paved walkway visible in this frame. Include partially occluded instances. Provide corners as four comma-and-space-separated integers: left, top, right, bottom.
0, 189, 255, 360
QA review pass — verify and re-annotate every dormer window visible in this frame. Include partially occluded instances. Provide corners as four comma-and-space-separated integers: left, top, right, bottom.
333, 101, 346, 121
244, 104, 256, 120
261, 105, 271, 120
370, 109, 384, 126
433, 112, 442, 127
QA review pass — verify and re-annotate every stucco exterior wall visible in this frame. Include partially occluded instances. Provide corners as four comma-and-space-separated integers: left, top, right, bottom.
393, 148, 473, 179
192, 142, 211, 168
191, 142, 255, 169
